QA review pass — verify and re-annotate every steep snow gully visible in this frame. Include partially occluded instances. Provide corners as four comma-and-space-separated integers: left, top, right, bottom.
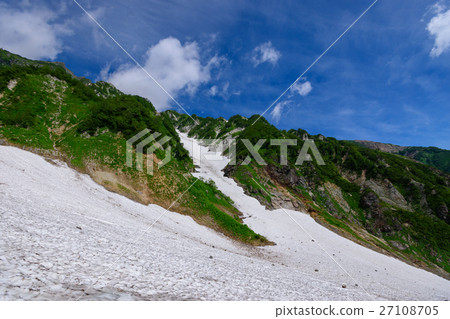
0, 137, 448, 300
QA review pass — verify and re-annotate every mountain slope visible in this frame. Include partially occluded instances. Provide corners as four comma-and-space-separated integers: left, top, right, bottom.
0, 49, 266, 245
1, 48, 448, 288
2, 144, 449, 300
354, 140, 450, 173
167, 111, 450, 277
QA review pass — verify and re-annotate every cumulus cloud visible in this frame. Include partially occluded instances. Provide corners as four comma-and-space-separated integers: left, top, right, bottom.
0, 3, 67, 60
270, 101, 289, 124
252, 41, 281, 66
427, 5, 450, 57
291, 80, 313, 96
104, 37, 215, 110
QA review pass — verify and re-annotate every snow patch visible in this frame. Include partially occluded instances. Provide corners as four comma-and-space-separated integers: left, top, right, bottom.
0, 143, 448, 301
179, 132, 450, 301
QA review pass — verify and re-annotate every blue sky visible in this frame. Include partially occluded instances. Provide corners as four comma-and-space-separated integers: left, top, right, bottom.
1, 0, 449, 148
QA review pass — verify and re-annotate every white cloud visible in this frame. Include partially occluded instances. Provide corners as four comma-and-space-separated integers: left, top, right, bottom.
206, 82, 233, 100
104, 37, 214, 110
291, 80, 313, 96
270, 101, 289, 124
252, 41, 281, 66
222, 82, 230, 95
208, 85, 218, 96
77, 7, 113, 50
430, 1, 446, 15
427, 6, 450, 57
0, 3, 67, 60
270, 79, 311, 124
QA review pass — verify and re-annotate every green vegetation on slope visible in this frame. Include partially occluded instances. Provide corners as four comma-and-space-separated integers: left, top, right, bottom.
0, 49, 267, 245
399, 146, 450, 173
353, 140, 450, 173
169, 111, 450, 275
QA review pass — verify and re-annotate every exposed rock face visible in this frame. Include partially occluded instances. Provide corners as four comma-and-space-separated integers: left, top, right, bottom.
324, 182, 351, 213
389, 240, 408, 251
364, 179, 410, 211
354, 140, 406, 153
224, 164, 309, 212
7, 79, 17, 90
360, 190, 381, 213
313, 189, 340, 217
341, 169, 366, 185
437, 203, 449, 223
342, 169, 410, 211
359, 190, 384, 234
360, 190, 402, 235
270, 190, 307, 211
409, 180, 431, 213
266, 165, 307, 189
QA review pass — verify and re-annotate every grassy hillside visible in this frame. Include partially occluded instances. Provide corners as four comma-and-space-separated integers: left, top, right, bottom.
2, 48, 448, 276
168, 111, 450, 276
353, 140, 450, 173
399, 147, 450, 173
0, 49, 268, 245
